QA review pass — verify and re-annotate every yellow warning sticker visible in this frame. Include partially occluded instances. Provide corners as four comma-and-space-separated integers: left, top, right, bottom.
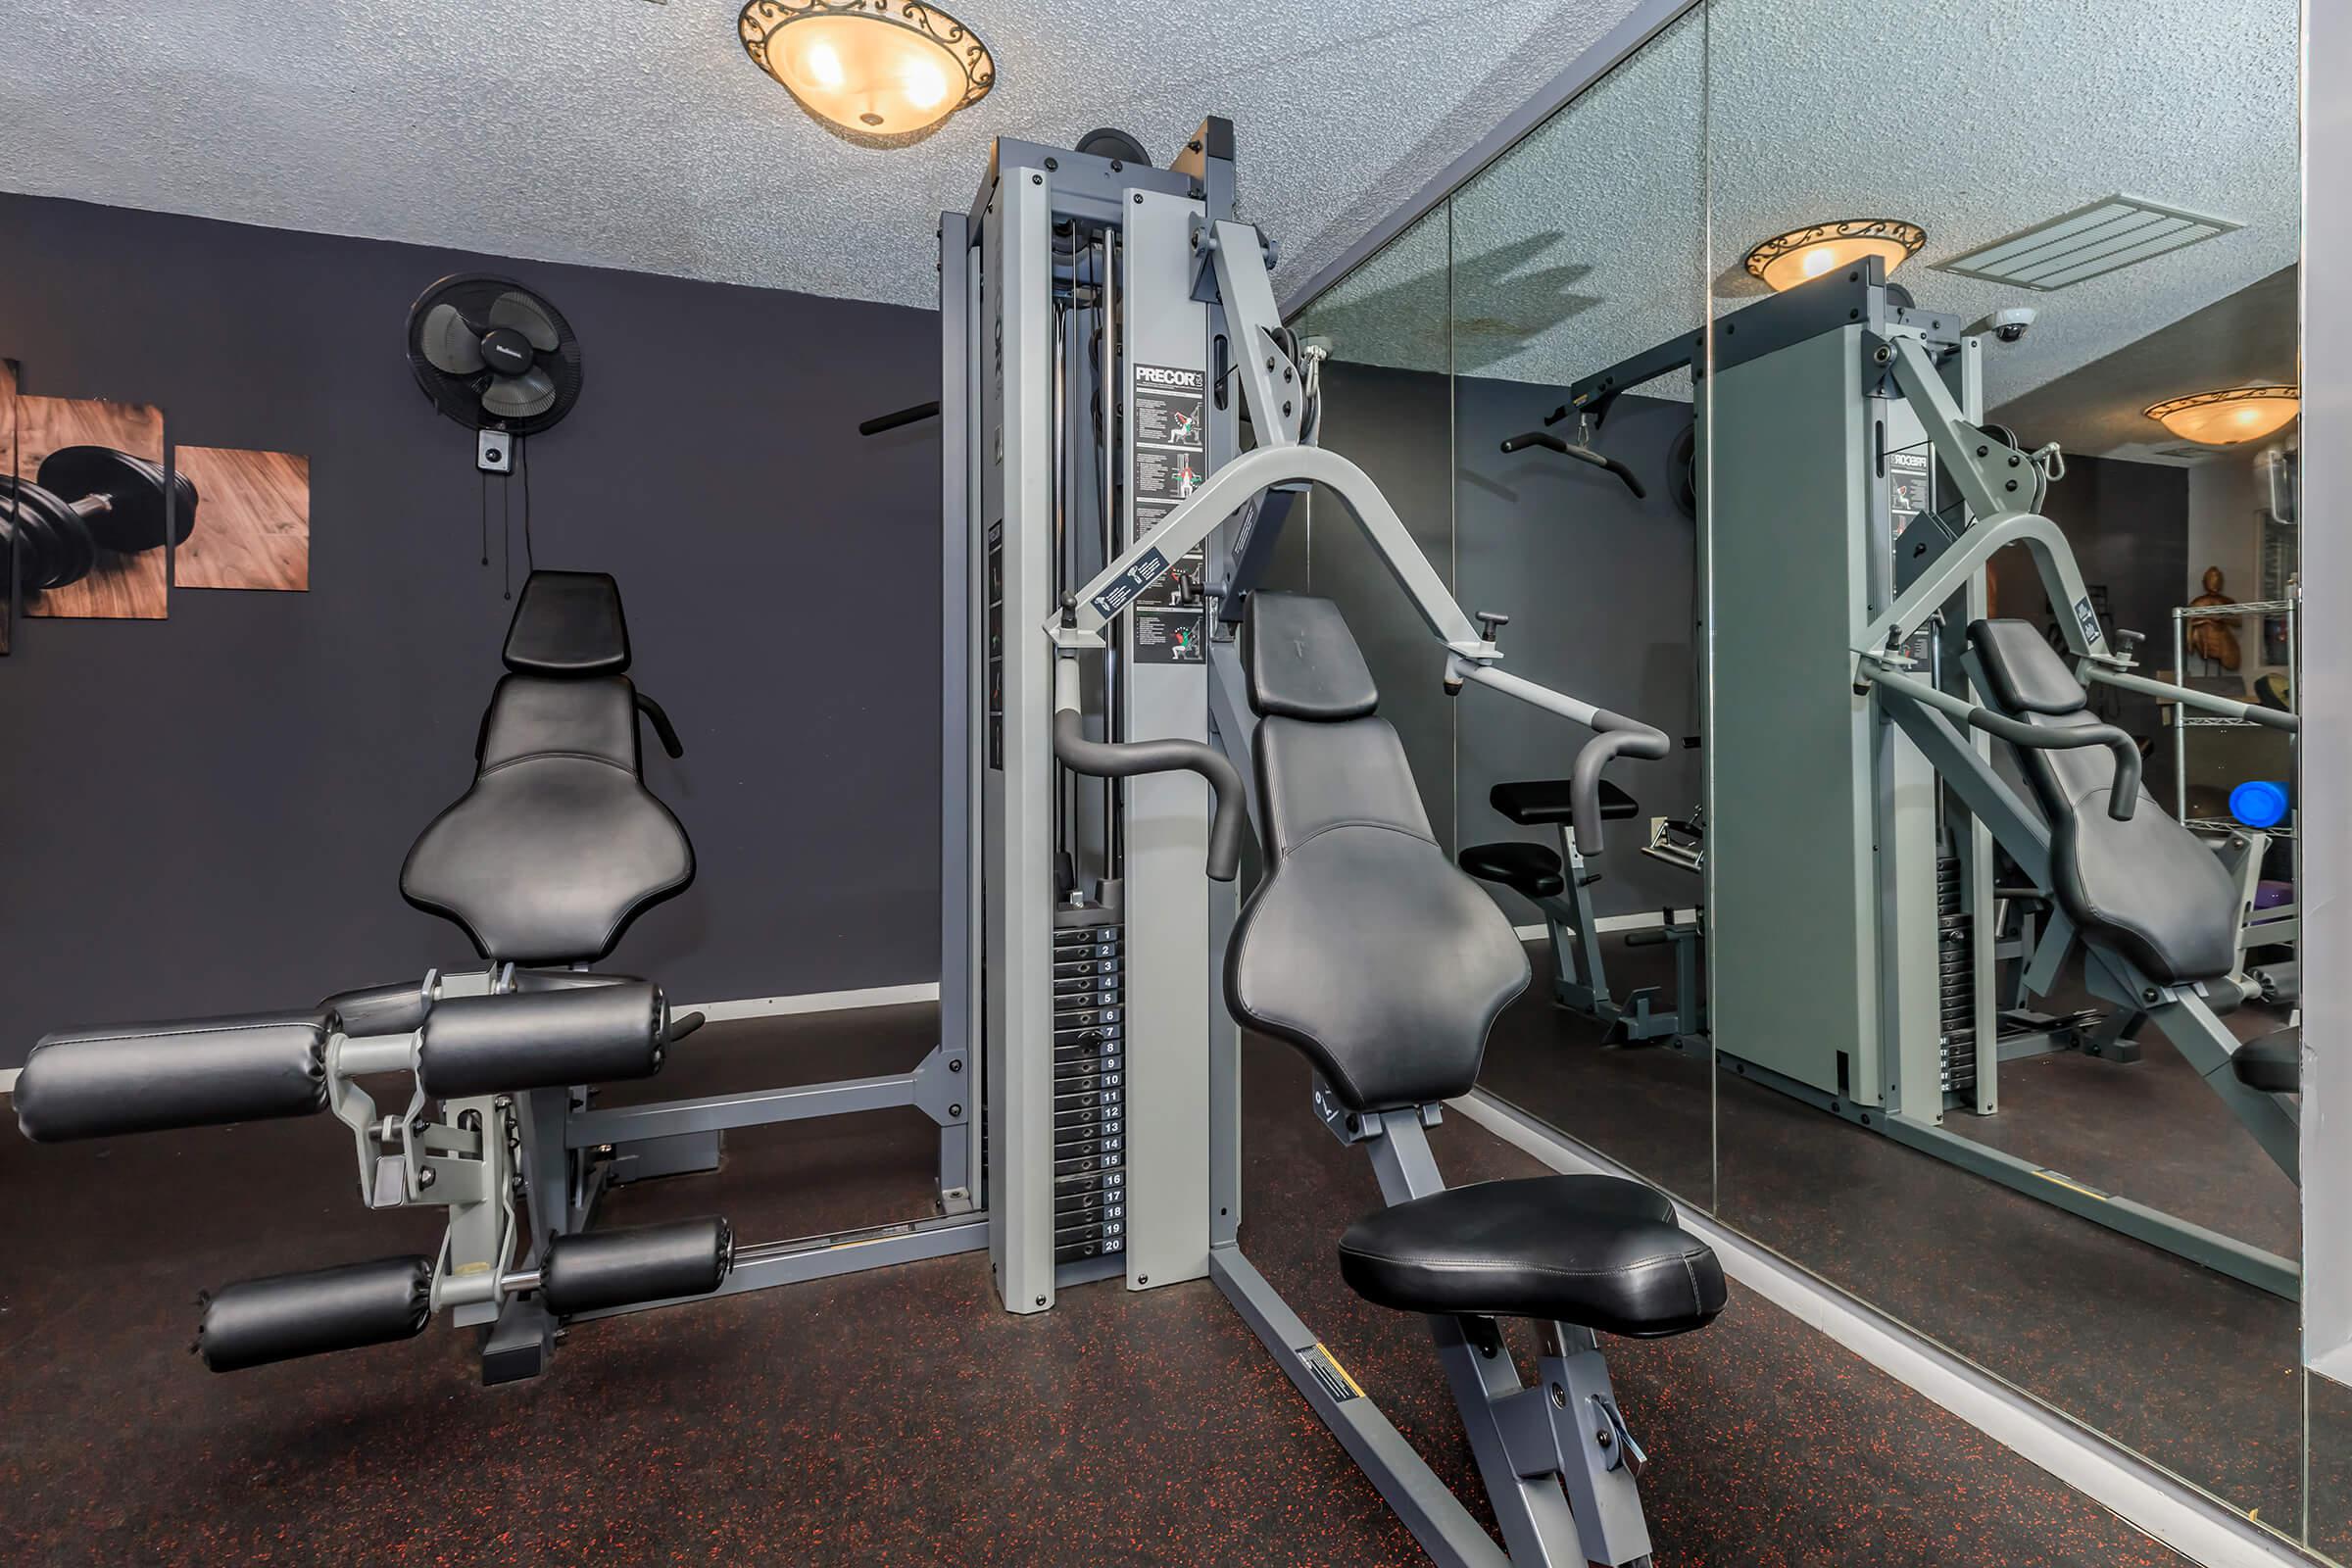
1304, 1342, 1365, 1402
2033, 1168, 2113, 1201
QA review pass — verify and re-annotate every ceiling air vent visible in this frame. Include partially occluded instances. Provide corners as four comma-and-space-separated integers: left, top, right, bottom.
1936, 194, 2239, 291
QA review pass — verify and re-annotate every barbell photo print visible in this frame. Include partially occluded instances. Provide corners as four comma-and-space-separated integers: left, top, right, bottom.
11, 392, 171, 620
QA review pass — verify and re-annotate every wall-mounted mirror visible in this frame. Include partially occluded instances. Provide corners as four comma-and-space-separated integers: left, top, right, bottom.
1700, 0, 2308, 1539
1446, 5, 1711, 1203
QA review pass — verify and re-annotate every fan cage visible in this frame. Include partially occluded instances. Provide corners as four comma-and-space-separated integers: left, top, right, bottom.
405, 272, 585, 436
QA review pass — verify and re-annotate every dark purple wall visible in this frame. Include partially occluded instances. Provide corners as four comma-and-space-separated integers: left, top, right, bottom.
0, 194, 944, 1062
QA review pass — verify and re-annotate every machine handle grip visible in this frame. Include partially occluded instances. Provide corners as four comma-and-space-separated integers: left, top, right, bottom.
1570, 713, 1671, 858
858, 400, 941, 436
636, 693, 685, 759
1497, 430, 1646, 500
1053, 709, 1250, 882
1967, 708, 2143, 820
665, 1008, 706, 1045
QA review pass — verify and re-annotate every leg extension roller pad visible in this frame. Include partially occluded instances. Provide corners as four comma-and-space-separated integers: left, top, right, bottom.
416, 981, 669, 1098
541, 1218, 734, 1315
197, 1256, 434, 1372
16, 1012, 328, 1142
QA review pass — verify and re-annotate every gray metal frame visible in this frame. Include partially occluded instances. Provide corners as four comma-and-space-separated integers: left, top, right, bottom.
1213, 1095, 1659, 1568
1529, 822, 1702, 1045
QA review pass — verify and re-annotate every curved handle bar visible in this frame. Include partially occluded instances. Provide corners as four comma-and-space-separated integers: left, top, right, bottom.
635, 693, 685, 760
664, 1009, 706, 1046
1497, 431, 1646, 500
1052, 710, 1250, 882
1968, 709, 2142, 820
1570, 711, 1671, 857
858, 400, 941, 437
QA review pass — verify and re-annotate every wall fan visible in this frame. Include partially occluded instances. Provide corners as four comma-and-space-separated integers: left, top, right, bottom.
405, 273, 583, 470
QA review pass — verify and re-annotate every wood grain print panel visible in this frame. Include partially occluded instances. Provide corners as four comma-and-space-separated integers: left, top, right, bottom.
174, 446, 309, 592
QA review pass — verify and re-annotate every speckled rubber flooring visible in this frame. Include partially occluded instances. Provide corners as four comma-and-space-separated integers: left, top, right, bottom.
0, 1004, 2190, 1566
1478, 936, 2325, 1549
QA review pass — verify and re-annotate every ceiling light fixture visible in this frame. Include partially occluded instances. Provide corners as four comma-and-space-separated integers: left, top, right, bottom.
1744, 219, 1927, 293
739, 1, 994, 143
2144, 385, 2301, 446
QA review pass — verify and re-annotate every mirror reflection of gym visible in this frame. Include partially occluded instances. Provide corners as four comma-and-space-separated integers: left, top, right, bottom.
1690, 0, 2305, 1531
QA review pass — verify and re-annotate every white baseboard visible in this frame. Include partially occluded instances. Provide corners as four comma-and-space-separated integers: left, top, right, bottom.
1514, 908, 1698, 942
682, 982, 939, 1022
1452, 1090, 2311, 1568
0, 1068, 14, 1096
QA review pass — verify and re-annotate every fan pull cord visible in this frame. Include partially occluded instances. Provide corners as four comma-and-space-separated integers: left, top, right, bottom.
501, 470, 512, 600
520, 437, 535, 577
478, 470, 489, 565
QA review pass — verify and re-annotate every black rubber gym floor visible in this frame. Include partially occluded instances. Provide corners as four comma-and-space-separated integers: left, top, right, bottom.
0, 1004, 2192, 1566
1477, 936, 2335, 1554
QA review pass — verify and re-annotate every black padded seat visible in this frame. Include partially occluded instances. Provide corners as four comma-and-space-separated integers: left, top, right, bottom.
1491, 778, 1639, 827
2233, 1030, 2300, 1094
1971, 619, 2238, 984
1458, 841, 1566, 901
402, 572, 694, 965
1339, 1174, 1726, 1338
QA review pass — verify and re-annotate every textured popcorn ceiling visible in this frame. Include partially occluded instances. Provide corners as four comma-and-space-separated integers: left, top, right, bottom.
1301, 0, 2301, 450
0, 0, 1653, 309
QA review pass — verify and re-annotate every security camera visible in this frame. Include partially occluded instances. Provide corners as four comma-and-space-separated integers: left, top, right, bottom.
1975, 305, 2038, 344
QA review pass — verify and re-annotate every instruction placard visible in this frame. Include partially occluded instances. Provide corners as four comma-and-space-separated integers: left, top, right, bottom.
1132, 364, 1207, 663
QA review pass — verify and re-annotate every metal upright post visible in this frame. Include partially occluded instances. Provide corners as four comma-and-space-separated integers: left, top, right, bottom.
981, 163, 1061, 1313
939, 209, 980, 1212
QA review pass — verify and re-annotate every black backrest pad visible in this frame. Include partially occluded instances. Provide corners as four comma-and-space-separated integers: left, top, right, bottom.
404, 673, 694, 963
1228, 595, 1529, 1111
1973, 617, 2090, 715
1969, 618, 2237, 983
505, 569, 631, 676
1244, 591, 1380, 720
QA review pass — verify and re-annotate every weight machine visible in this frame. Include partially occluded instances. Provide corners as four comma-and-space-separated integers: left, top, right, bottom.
941, 118, 1722, 1567
15, 570, 982, 1381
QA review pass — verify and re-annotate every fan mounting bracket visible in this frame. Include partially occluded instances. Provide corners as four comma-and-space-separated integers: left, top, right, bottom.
477, 429, 516, 474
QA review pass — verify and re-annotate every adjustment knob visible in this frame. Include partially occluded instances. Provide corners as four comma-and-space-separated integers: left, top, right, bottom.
1475, 611, 1511, 644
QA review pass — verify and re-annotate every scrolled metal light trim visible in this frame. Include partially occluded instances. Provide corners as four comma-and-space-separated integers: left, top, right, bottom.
1742, 219, 1928, 282
738, 0, 997, 120
2143, 385, 2301, 423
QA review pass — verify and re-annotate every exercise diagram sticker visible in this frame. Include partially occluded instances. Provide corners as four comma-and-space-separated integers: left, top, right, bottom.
2074, 595, 2102, 651
1132, 363, 1207, 663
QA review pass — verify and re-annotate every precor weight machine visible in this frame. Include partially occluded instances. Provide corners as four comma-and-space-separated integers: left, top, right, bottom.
1566, 261, 2304, 1296
943, 118, 1725, 1568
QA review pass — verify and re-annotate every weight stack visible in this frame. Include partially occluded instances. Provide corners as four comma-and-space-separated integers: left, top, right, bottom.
1935, 854, 1977, 1096
1051, 912, 1127, 1270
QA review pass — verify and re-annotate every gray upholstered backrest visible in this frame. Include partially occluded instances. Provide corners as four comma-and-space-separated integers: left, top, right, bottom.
401, 573, 694, 964
1226, 594, 1528, 1110
1971, 618, 2236, 983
